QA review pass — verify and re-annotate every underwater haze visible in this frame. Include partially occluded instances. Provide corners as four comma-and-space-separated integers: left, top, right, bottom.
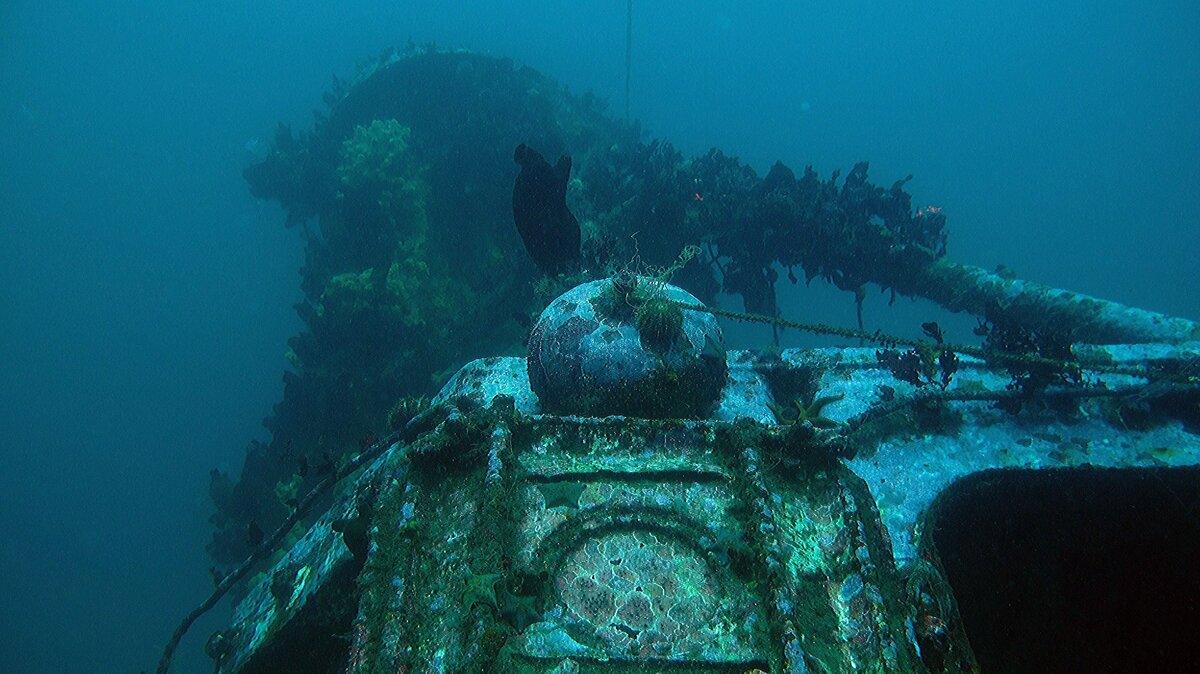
1, 1, 1197, 672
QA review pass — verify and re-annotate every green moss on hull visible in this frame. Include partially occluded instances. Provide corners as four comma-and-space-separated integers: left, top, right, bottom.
634, 296, 684, 351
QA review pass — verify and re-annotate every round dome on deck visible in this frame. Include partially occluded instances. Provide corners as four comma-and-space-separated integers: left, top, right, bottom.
526, 277, 727, 418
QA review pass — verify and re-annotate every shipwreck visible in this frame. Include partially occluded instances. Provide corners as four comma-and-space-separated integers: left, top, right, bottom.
161, 49, 1200, 674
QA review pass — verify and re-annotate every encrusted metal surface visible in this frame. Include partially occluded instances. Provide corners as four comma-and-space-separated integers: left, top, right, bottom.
217, 340, 1199, 674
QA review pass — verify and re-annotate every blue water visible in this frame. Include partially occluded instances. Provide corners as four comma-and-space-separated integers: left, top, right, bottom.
0, 2, 1196, 672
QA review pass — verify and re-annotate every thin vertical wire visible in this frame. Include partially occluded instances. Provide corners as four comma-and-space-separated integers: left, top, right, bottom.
625, 0, 632, 120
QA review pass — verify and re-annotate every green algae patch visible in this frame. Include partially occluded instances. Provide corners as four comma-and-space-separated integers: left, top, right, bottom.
338, 119, 426, 215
